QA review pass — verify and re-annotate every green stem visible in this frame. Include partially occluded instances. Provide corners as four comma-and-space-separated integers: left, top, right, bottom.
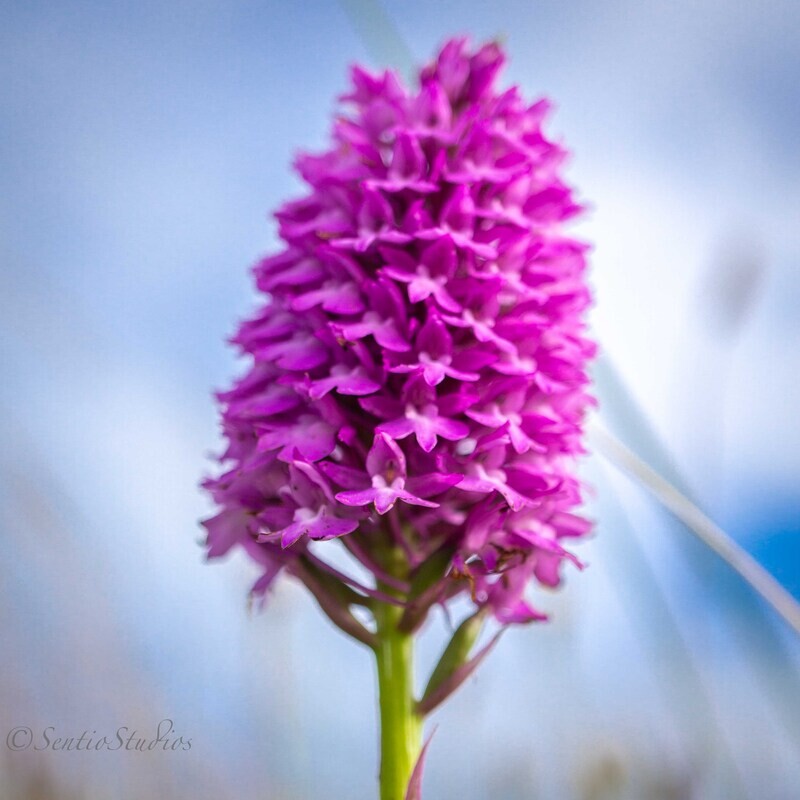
374, 594, 422, 800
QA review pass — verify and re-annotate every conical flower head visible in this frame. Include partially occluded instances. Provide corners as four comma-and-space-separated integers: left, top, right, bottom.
203, 37, 595, 624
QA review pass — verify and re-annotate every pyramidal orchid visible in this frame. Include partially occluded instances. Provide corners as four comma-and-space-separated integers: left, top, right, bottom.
202, 37, 595, 800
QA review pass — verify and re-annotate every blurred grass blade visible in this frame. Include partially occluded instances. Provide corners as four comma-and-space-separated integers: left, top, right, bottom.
591, 420, 800, 637
337, 0, 414, 78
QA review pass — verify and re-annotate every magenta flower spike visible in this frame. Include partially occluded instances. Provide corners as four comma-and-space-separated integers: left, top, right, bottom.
202, 37, 594, 800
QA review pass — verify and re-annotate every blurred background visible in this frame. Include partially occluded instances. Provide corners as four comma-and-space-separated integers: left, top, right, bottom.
2, 1, 799, 798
